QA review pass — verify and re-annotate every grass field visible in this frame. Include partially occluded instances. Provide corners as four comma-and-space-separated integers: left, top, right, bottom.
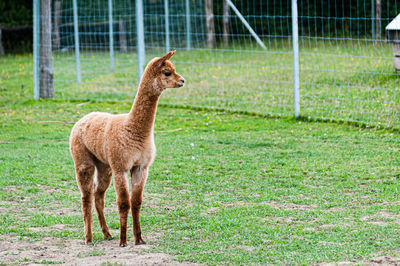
2, 40, 398, 128
54, 42, 399, 128
1, 52, 400, 264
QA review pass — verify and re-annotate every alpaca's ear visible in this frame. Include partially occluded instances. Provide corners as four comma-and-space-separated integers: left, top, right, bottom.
154, 50, 176, 69
160, 50, 176, 61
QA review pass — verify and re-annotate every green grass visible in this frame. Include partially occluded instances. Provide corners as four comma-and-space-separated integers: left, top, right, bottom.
0, 52, 400, 264
78, 249, 106, 258
35, 260, 64, 264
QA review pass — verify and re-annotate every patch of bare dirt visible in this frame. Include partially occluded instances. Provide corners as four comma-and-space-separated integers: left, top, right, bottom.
198, 200, 318, 217
0, 235, 200, 265
0, 199, 82, 218
317, 241, 347, 246
2, 185, 22, 192
38, 185, 62, 193
325, 206, 347, 212
261, 216, 294, 224
360, 210, 400, 226
200, 206, 220, 215
267, 201, 317, 211
315, 250, 400, 265
314, 261, 357, 265
236, 245, 254, 252
367, 255, 400, 265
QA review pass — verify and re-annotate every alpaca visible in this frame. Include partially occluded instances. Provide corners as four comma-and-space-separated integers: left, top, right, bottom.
69, 51, 184, 247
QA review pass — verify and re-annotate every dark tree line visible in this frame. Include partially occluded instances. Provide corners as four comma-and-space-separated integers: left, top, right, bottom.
212, 0, 399, 41
0, 0, 32, 54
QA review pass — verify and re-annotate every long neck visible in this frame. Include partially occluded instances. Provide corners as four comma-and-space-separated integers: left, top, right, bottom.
127, 80, 160, 138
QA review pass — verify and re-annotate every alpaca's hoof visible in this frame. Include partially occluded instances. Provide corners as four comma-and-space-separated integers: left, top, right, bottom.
104, 233, 113, 240
85, 240, 93, 245
120, 243, 128, 247
135, 240, 146, 245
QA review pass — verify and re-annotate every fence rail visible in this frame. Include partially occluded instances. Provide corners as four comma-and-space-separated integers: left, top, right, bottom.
33, 0, 400, 129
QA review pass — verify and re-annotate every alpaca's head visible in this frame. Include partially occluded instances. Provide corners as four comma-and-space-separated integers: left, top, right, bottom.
143, 51, 185, 95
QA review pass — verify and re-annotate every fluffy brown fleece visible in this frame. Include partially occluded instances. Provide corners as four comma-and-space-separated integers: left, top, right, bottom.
69, 51, 184, 247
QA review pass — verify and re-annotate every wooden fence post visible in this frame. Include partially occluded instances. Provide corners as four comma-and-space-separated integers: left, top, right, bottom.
205, 0, 215, 49
119, 19, 127, 52
223, 0, 230, 47
53, 1, 61, 50
375, 0, 381, 40
39, 0, 54, 98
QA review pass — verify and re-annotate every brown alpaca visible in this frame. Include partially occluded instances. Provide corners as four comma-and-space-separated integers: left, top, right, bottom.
69, 51, 184, 247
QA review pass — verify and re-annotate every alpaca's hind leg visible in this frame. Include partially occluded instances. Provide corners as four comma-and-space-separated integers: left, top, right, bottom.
94, 162, 113, 239
130, 166, 148, 245
113, 170, 131, 247
75, 162, 95, 244
71, 139, 96, 245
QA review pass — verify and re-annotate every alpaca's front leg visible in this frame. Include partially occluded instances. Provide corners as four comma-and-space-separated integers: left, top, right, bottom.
113, 171, 131, 247
130, 166, 148, 245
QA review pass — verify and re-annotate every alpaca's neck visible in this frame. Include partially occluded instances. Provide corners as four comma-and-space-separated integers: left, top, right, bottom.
127, 82, 160, 137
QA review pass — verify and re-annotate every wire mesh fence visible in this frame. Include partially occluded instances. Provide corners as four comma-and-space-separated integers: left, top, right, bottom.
35, 0, 400, 128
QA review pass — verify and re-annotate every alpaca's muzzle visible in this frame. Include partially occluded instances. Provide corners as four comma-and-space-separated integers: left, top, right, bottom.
176, 78, 185, 87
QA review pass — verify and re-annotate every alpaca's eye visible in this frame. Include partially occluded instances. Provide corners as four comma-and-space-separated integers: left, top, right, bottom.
164, 72, 171, 77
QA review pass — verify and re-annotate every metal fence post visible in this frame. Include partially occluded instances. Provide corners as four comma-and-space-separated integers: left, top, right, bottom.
226, 0, 266, 50
164, 0, 170, 53
136, 0, 145, 83
108, 0, 114, 71
33, 0, 40, 100
72, 0, 81, 84
185, 0, 191, 50
291, 0, 300, 118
